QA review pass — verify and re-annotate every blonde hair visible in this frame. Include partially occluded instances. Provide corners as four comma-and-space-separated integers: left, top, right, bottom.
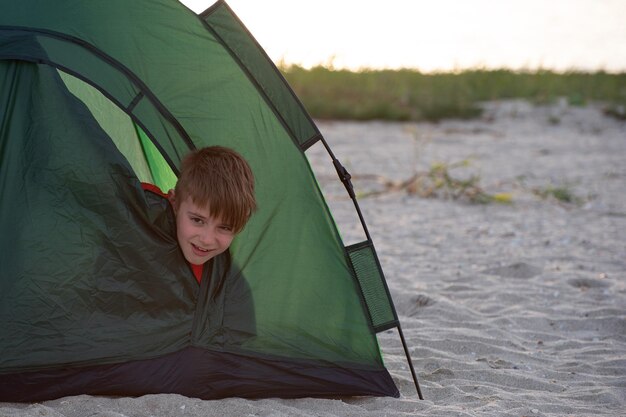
174, 146, 256, 233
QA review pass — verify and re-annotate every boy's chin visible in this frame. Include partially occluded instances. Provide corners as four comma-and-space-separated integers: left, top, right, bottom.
184, 254, 213, 265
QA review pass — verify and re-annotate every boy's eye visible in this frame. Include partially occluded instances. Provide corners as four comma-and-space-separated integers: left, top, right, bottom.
190, 216, 204, 225
220, 225, 234, 233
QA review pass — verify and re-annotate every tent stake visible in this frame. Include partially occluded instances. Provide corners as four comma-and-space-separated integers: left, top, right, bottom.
397, 324, 424, 400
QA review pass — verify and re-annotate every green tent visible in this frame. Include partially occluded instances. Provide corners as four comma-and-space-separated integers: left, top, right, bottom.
0, 0, 421, 401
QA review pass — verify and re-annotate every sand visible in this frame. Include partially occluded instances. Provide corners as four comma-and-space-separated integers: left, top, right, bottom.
2, 100, 625, 416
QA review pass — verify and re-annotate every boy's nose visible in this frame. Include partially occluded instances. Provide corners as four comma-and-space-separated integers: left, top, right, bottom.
198, 229, 216, 245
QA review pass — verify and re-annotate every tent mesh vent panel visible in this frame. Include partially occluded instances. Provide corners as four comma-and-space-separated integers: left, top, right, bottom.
347, 242, 397, 332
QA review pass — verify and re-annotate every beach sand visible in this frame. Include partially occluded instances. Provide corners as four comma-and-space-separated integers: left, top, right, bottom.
2, 101, 624, 416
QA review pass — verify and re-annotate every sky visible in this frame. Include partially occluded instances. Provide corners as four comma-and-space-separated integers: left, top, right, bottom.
180, 0, 626, 73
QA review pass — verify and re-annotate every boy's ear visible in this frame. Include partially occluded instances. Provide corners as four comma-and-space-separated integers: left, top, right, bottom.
167, 189, 176, 212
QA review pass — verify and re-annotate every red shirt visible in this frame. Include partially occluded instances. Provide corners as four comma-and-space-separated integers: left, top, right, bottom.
141, 182, 204, 284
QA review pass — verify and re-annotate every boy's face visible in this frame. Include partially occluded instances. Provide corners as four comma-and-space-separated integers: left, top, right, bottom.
174, 196, 235, 265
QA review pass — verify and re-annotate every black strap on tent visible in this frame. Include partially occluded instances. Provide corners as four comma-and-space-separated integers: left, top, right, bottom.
322, 137, 424, 400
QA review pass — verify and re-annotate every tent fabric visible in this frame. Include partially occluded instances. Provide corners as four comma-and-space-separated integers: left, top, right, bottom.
0, 0, 400, 401
0, 348, 396, 402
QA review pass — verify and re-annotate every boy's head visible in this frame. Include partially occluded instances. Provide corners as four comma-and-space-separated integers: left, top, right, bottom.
171, 146, 256, 265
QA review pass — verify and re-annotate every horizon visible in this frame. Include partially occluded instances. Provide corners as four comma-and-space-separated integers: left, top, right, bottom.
180, 0, 626, 74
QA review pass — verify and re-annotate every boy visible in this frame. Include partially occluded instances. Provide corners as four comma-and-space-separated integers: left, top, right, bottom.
143, 146, 256, 284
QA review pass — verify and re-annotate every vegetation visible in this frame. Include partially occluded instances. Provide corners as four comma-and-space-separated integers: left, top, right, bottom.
353, 163, 586, 206
532, 184, 583, 205
294, 66, 611, 205
355, 160, 513, 204
280, 64, 626, 122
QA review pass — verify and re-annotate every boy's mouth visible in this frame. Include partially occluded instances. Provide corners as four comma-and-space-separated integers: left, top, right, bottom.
191, 243, 210, 255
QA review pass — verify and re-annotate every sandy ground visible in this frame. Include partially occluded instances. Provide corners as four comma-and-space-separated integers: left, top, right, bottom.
2, 101, 625, 416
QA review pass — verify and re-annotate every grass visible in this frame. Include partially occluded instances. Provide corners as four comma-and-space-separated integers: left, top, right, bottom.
355, 163, 583, 206
416, 160, 494, 204
356, 159, 513, 204
293, 66, 613, 206
532, 184, 583, 205
280, 65, 626, 122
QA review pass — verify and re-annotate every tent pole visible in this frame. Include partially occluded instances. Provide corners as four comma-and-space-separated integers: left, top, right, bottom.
397, 324, 424, 399
322, 138, 425, 400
